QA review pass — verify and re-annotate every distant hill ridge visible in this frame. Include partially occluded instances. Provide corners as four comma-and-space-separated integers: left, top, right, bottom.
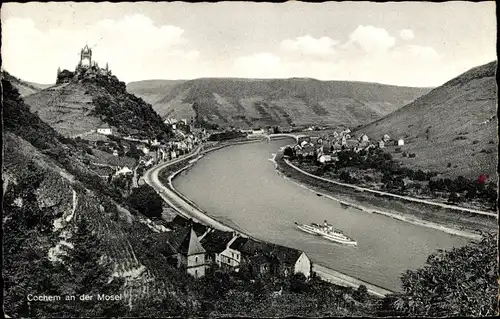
127, 77, 431, 129
355, 61, 498, 181
2, 72, 53, 97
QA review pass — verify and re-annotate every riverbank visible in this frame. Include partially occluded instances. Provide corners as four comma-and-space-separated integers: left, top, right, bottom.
149, 139, 394, 297
275, 152, 495, 241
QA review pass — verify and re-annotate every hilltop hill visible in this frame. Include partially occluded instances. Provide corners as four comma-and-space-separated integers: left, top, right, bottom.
24, 68, 171, 139
2, 72, 53, 97
127, 78, 431, 129
355, 61, 498, 181
2, 73, 201, 316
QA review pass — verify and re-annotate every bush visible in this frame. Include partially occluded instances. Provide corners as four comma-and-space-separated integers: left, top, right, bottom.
126, 184, 163, 218
289, 273, 308, 293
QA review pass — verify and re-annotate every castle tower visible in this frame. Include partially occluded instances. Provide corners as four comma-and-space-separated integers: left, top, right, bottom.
57, 67, 61, 75
80, 45, 92, 68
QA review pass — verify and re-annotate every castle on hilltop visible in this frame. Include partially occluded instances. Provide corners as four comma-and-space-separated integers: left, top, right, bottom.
57, 44, 112, 82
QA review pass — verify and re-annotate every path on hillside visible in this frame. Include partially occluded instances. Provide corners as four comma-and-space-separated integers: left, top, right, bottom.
284, 159, 497, 218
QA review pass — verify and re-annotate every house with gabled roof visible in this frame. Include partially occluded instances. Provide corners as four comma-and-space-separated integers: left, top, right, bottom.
200, 229, 234, 265
156, 226, 207, 278
219, 235, 247, 271
200, 230, 248, 271
269, 245, 312, 278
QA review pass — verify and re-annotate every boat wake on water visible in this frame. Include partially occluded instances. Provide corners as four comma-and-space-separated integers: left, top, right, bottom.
295, 220, 357, 246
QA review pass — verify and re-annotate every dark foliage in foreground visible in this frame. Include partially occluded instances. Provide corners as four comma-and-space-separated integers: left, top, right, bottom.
387, 233, 498, 317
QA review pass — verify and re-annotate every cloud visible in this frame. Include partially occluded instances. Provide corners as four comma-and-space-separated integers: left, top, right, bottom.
233, 53, 283, 78
1, 14, 201, 83
280, 35, 338, 58
400, 29, 415, 41
345, 25, 396, 53
392, 44, 442, 62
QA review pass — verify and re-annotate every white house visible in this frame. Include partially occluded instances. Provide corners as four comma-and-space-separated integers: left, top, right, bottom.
383, 134, 391, 142
112, 149, 119, 156
115, 166, 132, 175
360, 134, 369, 143
217, 235, 245, 271
252, 128, 265, 135
398, 138, 405, 146
164, 118, 178, 125
318, 154, 332, 164
341, 136, 347, 146
378, 140, 385, 149
276, 250, 312, 278
158, 148, 167, 161
97, 126, 112, 135
294, 252, 312, 278
144, 158, 155, 167
142, 147, 150, 155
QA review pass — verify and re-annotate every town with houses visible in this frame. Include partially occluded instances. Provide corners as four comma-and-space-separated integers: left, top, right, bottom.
55, 45, 316, 282
3, 2, 497, 317
290, 129, 402, 164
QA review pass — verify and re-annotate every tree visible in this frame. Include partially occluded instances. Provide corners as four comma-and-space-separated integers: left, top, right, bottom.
353, 285, 368, 302
289, 273, 308, 293
393, 233, 497, 317
283, 147, 294, 158
448, 192, 460, 204
126, 144, 143, 160
339, 171, 351, 183
126, 184, 163, 218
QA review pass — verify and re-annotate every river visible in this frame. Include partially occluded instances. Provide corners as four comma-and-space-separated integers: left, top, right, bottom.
173, 139, 471, 291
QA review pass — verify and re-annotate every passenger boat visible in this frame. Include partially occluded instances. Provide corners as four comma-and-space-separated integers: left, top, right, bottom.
295, 220, 357, 246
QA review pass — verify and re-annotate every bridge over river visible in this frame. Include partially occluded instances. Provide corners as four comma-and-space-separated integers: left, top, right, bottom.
263, 133, 307, 143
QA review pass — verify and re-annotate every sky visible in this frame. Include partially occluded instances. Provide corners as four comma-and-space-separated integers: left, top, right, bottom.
1, 1, 496, 87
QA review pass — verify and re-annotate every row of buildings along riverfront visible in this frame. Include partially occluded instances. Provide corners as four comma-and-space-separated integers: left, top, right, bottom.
155, 216, 312, 280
